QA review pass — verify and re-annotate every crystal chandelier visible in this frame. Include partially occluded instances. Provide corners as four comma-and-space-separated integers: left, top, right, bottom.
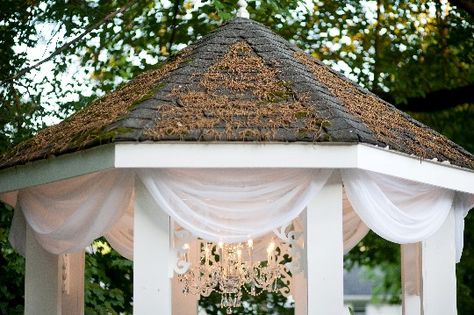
175, 228, 302, 314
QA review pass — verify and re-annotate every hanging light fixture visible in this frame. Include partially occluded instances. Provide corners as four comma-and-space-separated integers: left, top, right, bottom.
174, 227, 303, 314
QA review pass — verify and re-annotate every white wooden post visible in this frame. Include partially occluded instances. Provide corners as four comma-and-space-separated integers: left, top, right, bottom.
61, 251, 85, 315
306, 174, 344, 314
421, 210, 457, 315
25, 224, 61, 315
293, 211, 308, 315
292, 272, 308, 315
25, 225, 85, 315
134, 179, 172, 314
401, 243, 422, 315
172, 239, 199, 314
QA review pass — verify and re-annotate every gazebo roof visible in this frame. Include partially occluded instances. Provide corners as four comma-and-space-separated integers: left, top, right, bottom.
1, 18, 473, 170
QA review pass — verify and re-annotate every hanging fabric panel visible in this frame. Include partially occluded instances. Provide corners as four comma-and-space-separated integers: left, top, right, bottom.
342, 191, 370, 254
453, 192, 474, 262
102, 194, 369, 260
9, 170, 134, 255
3, 167, 473, 263
137, 168, 333, 243
105, 199, 135, 260
341, 169, 467, 260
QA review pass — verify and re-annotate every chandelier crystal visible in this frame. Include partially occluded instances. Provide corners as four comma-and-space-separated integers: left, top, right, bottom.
175, 231, 301, 314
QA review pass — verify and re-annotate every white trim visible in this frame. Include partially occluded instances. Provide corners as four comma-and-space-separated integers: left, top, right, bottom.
114, 143, 474, 193
0, 142, 473, 194
0, 145, 115, 193
357, 144, 474, 193
114, 142, 358, 169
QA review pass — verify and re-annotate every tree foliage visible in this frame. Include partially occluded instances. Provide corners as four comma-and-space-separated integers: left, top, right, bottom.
0, 0, 473, 314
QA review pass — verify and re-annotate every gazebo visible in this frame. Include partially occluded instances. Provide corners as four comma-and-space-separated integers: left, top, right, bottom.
1, 8, 473, 315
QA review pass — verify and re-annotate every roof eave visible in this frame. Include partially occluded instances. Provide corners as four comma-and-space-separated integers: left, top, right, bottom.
0, 142, 473, 194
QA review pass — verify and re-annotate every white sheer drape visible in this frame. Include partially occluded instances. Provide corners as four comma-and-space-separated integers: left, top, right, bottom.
2, 168, 472, 263
453, 192, 474, 261
343, 191, 370, 254
341, 169, 468, 262
137, 168, 333, 243
81, 193, 368, 260
8, 170, 134, 255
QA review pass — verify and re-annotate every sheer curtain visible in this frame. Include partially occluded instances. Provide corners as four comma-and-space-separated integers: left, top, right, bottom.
8, 170, 133, 255
136, 168, 332, 243
2, 168, 472, 262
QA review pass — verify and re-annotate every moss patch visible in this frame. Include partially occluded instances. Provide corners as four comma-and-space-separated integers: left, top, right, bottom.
1, 49, 190, 168
145, 41, 327, 141
295, 51, 474, 169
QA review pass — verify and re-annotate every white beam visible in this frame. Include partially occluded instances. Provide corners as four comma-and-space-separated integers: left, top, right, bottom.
401, 243, 422, 315
357, 144, 474, 193
115, 143, 474, 193
1, 142, 473, 194
114, 142, 358, 169
25, 225, 61, 315
134, 178, 172, 315
306, 174, 344, 314
421, 210, 457, 315
0, 144, 114, 193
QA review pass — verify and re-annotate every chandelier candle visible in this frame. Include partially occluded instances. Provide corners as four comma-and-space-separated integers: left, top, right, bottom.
177, 236, 296, 314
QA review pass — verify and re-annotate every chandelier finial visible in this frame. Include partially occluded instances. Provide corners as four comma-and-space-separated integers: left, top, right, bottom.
236, 0, 250, 19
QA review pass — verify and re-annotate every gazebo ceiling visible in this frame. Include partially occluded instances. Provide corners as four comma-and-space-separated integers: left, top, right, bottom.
1, 18, 473, 170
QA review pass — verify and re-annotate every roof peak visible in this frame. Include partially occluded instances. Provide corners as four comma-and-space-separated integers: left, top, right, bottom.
1, 18, 473, 171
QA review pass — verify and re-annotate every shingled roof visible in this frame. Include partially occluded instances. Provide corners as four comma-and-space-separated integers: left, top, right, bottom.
1, 18, 473, 170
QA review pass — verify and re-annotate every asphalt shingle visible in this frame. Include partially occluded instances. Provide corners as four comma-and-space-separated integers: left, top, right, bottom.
1, 17, 473, 170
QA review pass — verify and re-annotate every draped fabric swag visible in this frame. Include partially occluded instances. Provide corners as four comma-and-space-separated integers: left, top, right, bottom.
3, 168, 473, 263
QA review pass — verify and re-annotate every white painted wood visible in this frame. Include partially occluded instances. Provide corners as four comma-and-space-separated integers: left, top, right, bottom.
357, 144, 474, 193
61, 252, 85, 315
115, 143, 474, 193
401, 243, 422, 315
292, 272, 308, 315
293, 210, 308, 315
421, 210, 457, 315
306, 174, 344, 315
25, 224, 61, 315
172, 239, 199, 314
1, 143, 473, 193
134, 178, 172, 315
0, 144, 114, 193
115, 142, 358, 169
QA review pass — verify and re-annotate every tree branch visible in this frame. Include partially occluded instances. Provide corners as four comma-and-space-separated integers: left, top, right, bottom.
378, 84, 474, 112
167, 0, 182, 53
2, 0, 137, 83
449, 0, 474, 17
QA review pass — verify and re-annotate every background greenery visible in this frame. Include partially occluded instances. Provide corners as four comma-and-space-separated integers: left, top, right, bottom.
0, 0, 473, 314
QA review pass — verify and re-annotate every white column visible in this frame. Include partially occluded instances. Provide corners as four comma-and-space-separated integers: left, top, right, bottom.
134, 179, 172, 314
293, 211, 308, 315
25, 225, 61, 315
172, 239, 199, 314
306, 174, 344, 315
401, 243, 422, 315
292, 272, 308, 315
61, 252, 85, 315
421, 210, 457, 315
